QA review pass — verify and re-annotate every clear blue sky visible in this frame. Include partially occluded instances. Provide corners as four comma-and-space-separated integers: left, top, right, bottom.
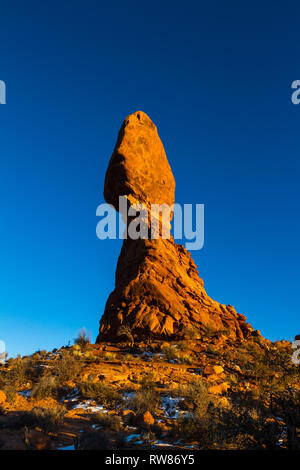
0, 1, 299, 357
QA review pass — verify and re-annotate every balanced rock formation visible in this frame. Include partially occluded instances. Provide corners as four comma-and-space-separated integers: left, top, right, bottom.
97, 111, 257, 342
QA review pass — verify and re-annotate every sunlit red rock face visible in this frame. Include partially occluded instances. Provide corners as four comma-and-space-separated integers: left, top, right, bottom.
97, 111, 257, 342
103, 111, 175, 213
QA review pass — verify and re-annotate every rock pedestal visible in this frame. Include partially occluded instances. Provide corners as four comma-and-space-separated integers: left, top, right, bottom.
97, 111, 256, 342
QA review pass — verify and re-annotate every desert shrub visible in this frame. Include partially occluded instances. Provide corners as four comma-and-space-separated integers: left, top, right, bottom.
128, 388, 160, 415
55, 351, 81, 385
2, 384, 16, 403
126, 371, 160, 415
161, 345, 179, 362
171, 379, 216, 445
211, 404, 283, 450
94, 412, 122, 431
79, 382, 121, 408
236, 341, 300, 408
19, 406, 66, 433
173, 377, 289, 450
172, 412, 214, 447
142, 430, 156, 443
104, 352, 117, 361
71, 346, 95, 361
206, 344, 222, 356
128, 388, 159, 415
139, 372, 156, 390
123, 353, 135, 361
0, 371, 7, 389
70, 344, 83, 359
32, 352, 41, 361
83, 351, 95, 361
179, 354, 194, 365
117, 325, 134, 348
180, 379, 213, 415
172, 382, 215, 448
74, 327, 91, 350
6, 356, 35, 387
182, 325, 201, 340
31, 375, 57, 400
274, 388, 300, 450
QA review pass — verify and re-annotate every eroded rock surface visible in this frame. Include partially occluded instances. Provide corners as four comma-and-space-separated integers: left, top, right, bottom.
97, 111, 257, 342
104, 111, 175, 213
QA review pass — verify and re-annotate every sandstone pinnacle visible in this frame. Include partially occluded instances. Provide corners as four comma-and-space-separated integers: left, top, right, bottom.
97, 111, 257, 342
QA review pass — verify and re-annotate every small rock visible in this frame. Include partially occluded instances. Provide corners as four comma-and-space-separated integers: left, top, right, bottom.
121, 409, 136, 425
0, 390, 6, 404
135, 411, 155, 429
206, 374, 220, 383
204, 365, 224, 375
153, 421, 169, 435
208, 382, 229, 395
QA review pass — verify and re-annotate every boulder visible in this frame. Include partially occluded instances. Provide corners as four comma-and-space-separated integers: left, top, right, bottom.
206, 373, 221, 383
135, 410, 155, 429
208, 382, 229, 395
121, 409, 136, 425
203, 365, 224, 375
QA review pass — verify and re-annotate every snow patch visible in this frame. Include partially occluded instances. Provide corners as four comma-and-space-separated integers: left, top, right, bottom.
18, 389, 32, 398
73, 400, 108, 413
161, 396, 185, 419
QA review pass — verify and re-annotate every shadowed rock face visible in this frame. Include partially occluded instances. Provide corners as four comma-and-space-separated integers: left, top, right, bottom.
97, 111, 257, 342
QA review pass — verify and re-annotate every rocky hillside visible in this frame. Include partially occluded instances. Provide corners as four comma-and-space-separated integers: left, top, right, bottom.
0, 334, 299, 450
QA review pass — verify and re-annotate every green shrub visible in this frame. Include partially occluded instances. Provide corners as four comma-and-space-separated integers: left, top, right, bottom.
94, 412, 122, 431
139, 372, 156, 390
83, 351, 95, 361
161, 345, 179, 362
20, 406, 66, 433
128, 388, 160, 415
79, 382, 121, 408
74, 327, 91, 350
6, 356, 35, 387
171, 383, 216, 448
179, 379, 212, 415
32, 375, 57, 400
117, 325, 134, 348
179, 354, 193, 365
104, 352, 116, 361
55, 351, 81, 385
3, 384, 16, 403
